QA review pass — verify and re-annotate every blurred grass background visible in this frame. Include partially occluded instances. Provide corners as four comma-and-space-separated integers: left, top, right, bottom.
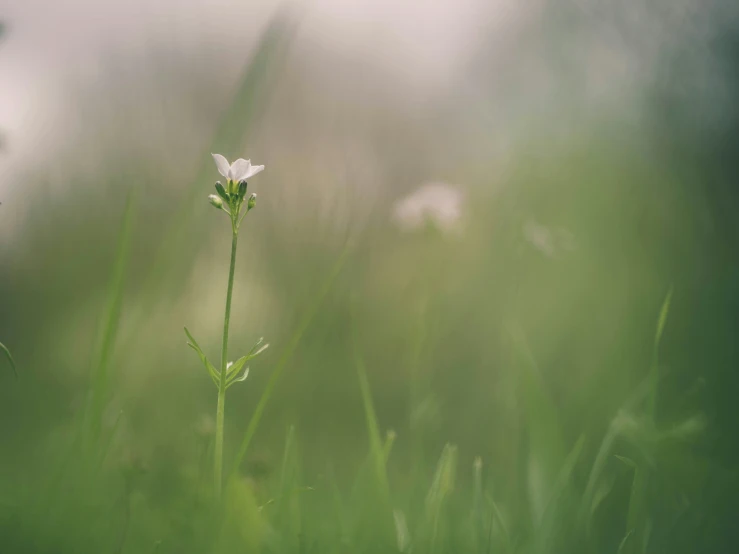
1, 0, 739, 552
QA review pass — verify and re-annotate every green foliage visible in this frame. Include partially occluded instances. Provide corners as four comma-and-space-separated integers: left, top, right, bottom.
0, 7, 729, 553
85, 191, 136, 445
0, 342, 17, 378
184, 327, 220, 387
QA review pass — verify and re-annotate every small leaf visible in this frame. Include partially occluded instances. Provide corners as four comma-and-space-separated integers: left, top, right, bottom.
226, 366, 249, 389
184, 327, 220, 387
224, 338, 268, 386
246, 337, 269, 360
226, 355, 249, 382
0, 342, 17, 378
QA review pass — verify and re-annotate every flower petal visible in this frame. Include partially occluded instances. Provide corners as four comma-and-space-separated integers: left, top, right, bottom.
229, 158, 251, 182
212, 153, 231, 179
244, 164, 265, 180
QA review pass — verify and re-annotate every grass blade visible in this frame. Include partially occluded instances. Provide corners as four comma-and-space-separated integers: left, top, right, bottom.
617, 529, 635, 554
624, 460, 649, 554
580, 290, 674, 536
425, 444, 458, 554
0, 342, 17, 378
507, 324, 565, 526
485, 493, 513, 554
535, 436, 585, 553
352, 327, 391, 502
228, 243, 351, 481
648, 287, 673, 419
579, 373, 655, 536
85, 190, 136, 447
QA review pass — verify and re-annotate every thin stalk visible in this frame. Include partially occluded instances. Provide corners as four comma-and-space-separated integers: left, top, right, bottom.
0, 342, 17, 378
215, 223, 239, 499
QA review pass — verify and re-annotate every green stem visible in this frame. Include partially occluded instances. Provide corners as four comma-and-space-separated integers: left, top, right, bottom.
215, 224, 239, 499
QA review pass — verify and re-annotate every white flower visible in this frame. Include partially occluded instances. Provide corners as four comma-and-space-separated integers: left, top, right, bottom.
393, 182, 464, 234
212, 153, 265, 183
523, 220, 556, 257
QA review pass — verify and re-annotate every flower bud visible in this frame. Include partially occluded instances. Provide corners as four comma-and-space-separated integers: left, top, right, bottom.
208, 194, 223, 209
214, 181, 229, 201
247, 193, 257, 210
238, 180, 247, 198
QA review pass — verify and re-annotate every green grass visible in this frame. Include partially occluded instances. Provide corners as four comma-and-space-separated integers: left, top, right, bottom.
0, 341, 16, 378
0, 188, 712, 554
0, 10, 725, 552
0, 260, 718, 554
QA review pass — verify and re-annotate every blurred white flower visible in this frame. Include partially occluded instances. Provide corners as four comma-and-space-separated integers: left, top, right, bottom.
393, 182, 464, 234
211, 153, 264, 183
523, 220, 556, 257
523, 219, 575, 257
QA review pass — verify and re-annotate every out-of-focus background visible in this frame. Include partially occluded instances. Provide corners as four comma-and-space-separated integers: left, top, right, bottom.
2, 0, 739, 552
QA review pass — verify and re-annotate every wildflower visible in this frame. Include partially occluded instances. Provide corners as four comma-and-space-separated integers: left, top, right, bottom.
212, 153, 264, 187
189, 150, 268, 499
393, 182, 464, 234
247, 193, 257, 211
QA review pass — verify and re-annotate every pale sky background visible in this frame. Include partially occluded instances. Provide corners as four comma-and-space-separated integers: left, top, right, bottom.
0, 0, 725, 200
0, 0, 523, 192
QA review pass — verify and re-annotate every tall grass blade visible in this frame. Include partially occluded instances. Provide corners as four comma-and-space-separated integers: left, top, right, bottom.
326, 463, 351, 547
97, 409, 124, 469
579, 374, 654, 537
86, 190, 136, 448
648, 287, 673, 419
228, 243, 351, 481
535, 435, 585, 553
508, 324, 565, 526
580, 291, 674, 537
383, 430, 397, 464
274, 425, 302, 548
425, 444, 458, 554
617, 530, 635, 554
352, 328, 391, 501
277, 425, 296, 512
0, 342, 17, 378
485, 494, 513, 554
624, 458, 649, 554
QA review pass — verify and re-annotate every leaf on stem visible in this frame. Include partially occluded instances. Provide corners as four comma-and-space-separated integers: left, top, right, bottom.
184, 327, 220, 387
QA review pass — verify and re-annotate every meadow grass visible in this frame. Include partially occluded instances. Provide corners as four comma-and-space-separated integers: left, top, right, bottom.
3, 252, 696, 554
0, 191, 718, 554
0, 9, 721, 553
